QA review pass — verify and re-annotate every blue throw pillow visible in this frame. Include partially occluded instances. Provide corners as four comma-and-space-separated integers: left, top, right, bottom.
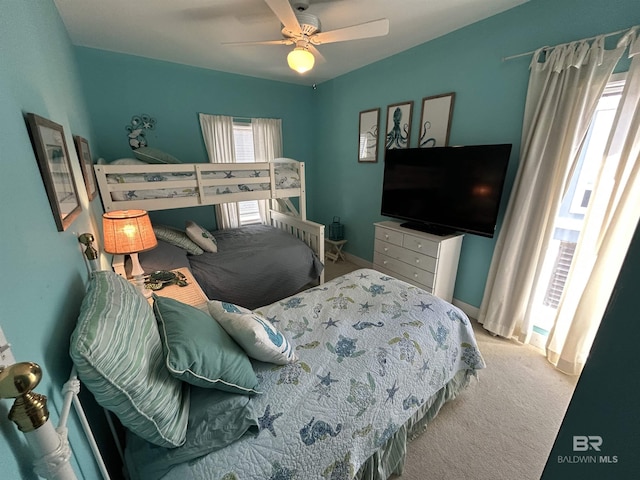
70, 271, 189, 448
154, 296, 260, 394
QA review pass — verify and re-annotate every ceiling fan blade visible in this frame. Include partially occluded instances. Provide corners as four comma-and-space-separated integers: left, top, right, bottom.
222, 39, 293, 46
308, 44, 326, 64
265, 0, 302, 36
311, 18, 389, 45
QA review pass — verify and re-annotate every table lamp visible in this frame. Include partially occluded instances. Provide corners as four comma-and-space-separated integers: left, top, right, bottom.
102, 210, 157, 297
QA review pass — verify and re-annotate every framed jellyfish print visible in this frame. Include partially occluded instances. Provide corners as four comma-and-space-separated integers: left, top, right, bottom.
419, 92, 455, 148
385, 101, 413, 150
358, 108, 380, 162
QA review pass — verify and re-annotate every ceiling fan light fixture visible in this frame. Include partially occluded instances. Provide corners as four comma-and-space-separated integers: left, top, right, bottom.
287, 46, 314, 74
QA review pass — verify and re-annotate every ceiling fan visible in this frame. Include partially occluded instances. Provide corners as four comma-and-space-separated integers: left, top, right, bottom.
223, 0, 390, 74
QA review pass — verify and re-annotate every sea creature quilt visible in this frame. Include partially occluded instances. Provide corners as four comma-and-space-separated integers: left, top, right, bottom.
130, 268, 485, 479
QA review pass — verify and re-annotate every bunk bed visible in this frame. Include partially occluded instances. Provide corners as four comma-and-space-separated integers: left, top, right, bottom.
93, 157, 325, 305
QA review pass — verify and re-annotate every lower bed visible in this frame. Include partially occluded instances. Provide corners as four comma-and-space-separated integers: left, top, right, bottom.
124, 269, 485, 480
139, 224, 324, 310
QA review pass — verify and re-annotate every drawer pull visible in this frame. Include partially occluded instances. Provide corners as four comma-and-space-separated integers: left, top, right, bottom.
417, 243, 422, 249
415, 258, 420, 264
383, 260, 388, 265
413, 272, 418, 278
384, 247, 388, 252
385, 234, 389, 239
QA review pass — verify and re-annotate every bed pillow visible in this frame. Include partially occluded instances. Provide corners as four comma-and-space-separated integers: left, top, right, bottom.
153, 225, 204, 255
70, 271, 190, 448
154, 296, 261, 394
133, 146, 182, 164
110, 158, 148, 165
138, 239, 190, 273
185, 221, 218, 253
123, 387, 259, 480
208, 301, 296, 365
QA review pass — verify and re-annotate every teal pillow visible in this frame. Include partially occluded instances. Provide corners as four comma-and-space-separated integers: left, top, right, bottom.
153, 225, 204, 255
123, 387, 259, 480
70, 271, 189, 448
153, 296, 260, 394
133, 146, 182, 164
185, 221, 217, 253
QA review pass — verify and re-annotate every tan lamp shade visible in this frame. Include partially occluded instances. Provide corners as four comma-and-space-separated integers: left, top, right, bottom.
102, 210, 157, 255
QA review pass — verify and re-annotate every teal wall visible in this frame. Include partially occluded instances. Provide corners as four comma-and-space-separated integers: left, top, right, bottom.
0, 1, 105, 478
75, 48, 316, 230
312, 0, 640, 307
1, 0, 639, 479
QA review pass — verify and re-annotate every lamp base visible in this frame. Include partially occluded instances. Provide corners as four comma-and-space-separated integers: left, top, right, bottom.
132, 274, 152, 298
129, 253, 152, 298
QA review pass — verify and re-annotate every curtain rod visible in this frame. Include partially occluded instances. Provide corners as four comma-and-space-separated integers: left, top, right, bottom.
502, 25, 636, 62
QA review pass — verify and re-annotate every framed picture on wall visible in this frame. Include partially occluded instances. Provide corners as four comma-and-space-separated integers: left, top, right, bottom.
358, 108, 380, 162
73, 135, 97, 201
25, 113, 82, 231
385, 101, 413, 150
419, 92, 455, 148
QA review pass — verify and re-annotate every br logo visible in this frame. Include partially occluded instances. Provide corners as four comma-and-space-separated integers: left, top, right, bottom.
573, 435, 603, 452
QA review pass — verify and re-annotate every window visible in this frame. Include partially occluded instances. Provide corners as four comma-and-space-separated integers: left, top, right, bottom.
529, 74, 625, 346
232, 122, 261, 225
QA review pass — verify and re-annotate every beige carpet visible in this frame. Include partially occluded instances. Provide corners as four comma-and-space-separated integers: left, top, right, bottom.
324, 261, 579, 480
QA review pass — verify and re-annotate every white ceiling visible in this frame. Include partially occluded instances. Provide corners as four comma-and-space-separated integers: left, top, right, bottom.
54, 0, 527, 86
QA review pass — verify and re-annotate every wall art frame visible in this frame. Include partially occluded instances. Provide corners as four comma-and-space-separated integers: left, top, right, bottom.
73, 135, 97, 201
358, 108, 380, 162
419, 92, 455, 148
26, 113, 82, 231
385, 101, 413, 150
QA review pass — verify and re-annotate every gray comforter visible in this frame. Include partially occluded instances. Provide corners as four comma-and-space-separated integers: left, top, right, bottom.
187, 225, 323, 309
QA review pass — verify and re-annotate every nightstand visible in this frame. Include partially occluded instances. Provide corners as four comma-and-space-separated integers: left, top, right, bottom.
147, 267, 209, 310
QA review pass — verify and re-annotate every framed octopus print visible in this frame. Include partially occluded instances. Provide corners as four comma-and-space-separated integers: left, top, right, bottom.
385, 101, 413, 150
25, 113, 82, 231
73, 135, 97, 201
419, 92, 455, 148
358, 108, 380, 162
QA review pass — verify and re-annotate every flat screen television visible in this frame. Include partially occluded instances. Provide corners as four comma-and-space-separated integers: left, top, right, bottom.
380, 144, 512, 238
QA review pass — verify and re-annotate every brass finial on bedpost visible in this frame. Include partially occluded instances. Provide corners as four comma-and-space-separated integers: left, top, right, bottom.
1, 362, 78, 479
0, 361, 49, 432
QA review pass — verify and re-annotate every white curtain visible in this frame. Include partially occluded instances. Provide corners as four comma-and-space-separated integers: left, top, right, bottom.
252, 118, 283, 223
199, 113, 240, 229
478, 33, 631, 350
546, 31, 640, 374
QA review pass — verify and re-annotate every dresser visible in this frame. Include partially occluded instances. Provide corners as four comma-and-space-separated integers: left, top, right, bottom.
373, 221, 463, 302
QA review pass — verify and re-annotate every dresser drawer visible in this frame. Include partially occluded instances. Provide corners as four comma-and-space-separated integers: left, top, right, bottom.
374, 263, 433, 294
375, 226, 404, 247
403, 233, 439, 257
375, 239, 437, 273
374, 252, 436, 288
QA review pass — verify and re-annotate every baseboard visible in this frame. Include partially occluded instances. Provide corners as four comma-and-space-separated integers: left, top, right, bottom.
451, 299, 480, 320
343, 252, 372, 268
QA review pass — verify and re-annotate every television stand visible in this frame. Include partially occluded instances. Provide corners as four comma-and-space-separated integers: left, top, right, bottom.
400, 222, 456, 237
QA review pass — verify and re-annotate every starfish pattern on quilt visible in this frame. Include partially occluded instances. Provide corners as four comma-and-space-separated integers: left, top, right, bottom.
258, 405, 283, 437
